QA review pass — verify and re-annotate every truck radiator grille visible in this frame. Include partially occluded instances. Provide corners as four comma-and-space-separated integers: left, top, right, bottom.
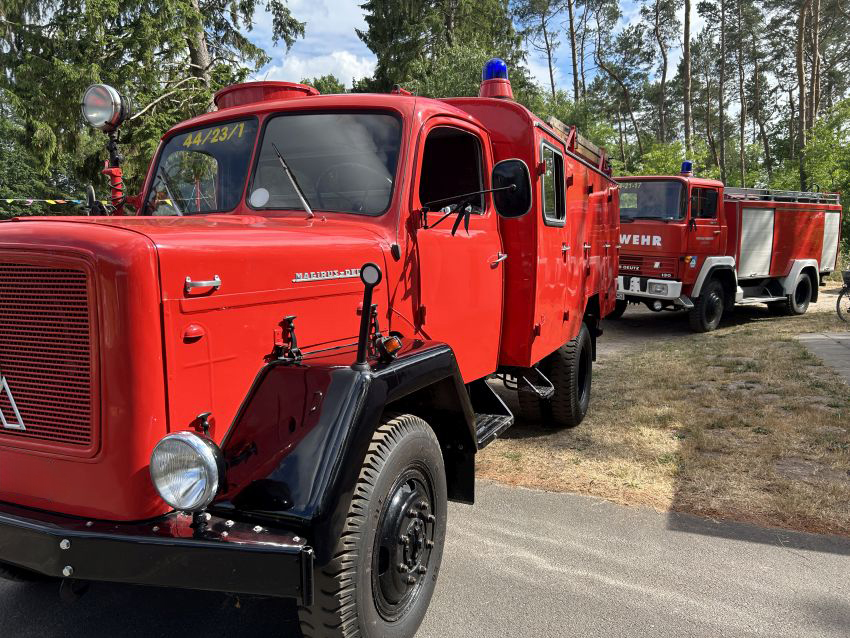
619, 255, 677, 275
0, 263, 96, 450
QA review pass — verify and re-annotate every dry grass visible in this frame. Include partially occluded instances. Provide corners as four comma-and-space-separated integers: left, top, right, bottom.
479, 301, 850, 536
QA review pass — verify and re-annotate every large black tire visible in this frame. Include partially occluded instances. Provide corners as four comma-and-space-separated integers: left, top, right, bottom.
607, 299, 628, 320
540, 322, 593, 429
517, 385, 544, 423
688, 279, 725, 332
0, 562, 51, 583
298, 414, 447, 638
785, 272, 813, 315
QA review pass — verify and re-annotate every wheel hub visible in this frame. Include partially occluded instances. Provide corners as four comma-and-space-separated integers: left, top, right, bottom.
373, 470, 437, 621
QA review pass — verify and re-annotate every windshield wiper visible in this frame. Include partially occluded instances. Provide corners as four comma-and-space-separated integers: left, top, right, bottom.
630, 215, 674, 222
271, 142, 314, 219
148, 169, 184, 216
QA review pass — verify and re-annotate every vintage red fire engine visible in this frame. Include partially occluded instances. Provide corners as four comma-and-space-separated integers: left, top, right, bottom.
0, 60, 618, 636
612, 162, 842, 331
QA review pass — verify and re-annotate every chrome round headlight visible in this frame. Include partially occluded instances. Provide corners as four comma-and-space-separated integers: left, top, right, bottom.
81, 84, 131, 131
149, 431, 222, 512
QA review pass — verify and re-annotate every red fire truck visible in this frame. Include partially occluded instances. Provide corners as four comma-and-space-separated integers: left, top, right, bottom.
0, 60, 618, 637
612, 162, 842, 331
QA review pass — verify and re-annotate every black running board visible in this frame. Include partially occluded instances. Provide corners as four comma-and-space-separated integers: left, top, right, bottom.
469, 379, 515, 449
518, 366, 554, 399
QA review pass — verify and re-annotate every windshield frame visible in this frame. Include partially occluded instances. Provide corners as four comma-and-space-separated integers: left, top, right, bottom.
143, 115, 260, 216
246, 108, 404, 218
617, 177, 687, 222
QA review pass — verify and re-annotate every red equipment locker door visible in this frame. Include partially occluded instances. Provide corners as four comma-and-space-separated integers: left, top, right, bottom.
686, 184, 724, 258
533, 138, 573, 358
412, 120, 505, 382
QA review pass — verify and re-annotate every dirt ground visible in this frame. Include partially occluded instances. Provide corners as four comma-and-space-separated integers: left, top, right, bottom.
480, 282, 850, 536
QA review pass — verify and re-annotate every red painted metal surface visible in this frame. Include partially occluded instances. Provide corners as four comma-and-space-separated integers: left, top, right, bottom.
0, 84, 618, 521
214, 81, 319, 109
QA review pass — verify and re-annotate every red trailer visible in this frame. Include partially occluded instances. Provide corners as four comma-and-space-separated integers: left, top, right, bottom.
0, 59, 618, 638
613, 163, 842, 331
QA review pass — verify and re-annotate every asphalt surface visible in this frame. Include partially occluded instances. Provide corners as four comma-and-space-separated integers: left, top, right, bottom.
1, 481, 848, 638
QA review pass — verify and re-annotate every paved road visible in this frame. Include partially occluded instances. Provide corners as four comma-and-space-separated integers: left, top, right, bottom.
2, 481, 848, 638
797, 333, 850, 384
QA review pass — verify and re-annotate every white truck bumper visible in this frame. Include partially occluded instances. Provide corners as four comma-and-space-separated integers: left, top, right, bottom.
617, 275, 688, 305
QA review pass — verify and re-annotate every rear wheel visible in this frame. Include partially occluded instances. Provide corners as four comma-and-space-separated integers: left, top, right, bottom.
539, 322, 593, 429
786, 273, 813, 315
298, 414, 447, 638
688, 279, 725, 332
607, 299, 628, 320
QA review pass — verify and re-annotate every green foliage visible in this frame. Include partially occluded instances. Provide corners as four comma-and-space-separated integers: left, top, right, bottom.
0, 0, 304, 203
301, 75, 347, 94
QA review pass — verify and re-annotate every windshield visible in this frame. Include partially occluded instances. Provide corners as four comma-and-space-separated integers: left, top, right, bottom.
619, 180, 685, 221
248, 112, 402, 215
145, 118, 258, 216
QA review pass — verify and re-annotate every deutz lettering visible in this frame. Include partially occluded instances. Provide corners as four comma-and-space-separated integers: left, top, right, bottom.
620, 234, 662, 247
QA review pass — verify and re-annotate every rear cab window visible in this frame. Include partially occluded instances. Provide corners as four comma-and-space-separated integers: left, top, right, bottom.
541, 143, 565, 226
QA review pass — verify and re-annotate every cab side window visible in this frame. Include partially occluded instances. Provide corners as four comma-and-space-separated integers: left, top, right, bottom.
419, 127, 484, 212
541, 143, 565, 225
692, 187, 719, 219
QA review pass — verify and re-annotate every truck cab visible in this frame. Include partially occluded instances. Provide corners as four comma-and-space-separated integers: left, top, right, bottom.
614, 163, 841, 332
0, 60, 618, 638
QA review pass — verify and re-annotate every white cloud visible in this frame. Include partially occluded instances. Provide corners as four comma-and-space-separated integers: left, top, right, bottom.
527, 52, 564, 90
261, 50, 376, 86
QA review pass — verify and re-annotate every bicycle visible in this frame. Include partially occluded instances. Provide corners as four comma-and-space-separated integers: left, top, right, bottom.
838, 270, 850, 322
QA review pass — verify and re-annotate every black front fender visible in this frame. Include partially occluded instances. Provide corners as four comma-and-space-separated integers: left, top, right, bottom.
213, 340, 475, 564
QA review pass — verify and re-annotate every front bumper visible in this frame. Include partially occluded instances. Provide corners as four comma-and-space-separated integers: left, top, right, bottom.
617, 275, 683, 301
0, 501, 313, 604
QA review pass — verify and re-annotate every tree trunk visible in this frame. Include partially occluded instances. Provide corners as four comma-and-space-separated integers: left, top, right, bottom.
753, 54, 772, 179
736, 0, 746, 186
616, 109, 627, 166
684, 0, 692, 154
809, 0, 821, 127
796, 0, 809, 189
186, 0, 212, 87
567, 0, 580, 102
579, 7, 590, 98
718, 0, 727, 183
541, 16, 556, 99
653, 0, 668, 142
704, 72, 720, 168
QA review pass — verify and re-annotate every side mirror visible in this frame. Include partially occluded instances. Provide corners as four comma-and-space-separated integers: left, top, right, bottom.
492, 159, 531, 218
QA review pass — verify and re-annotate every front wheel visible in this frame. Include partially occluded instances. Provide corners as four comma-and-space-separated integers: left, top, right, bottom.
689, 279, 725, 332
838, 289, 850, 322
607, 299, 628, 320
299, 414, 447, 638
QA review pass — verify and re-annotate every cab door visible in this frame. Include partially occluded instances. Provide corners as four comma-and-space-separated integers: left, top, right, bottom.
412, 120, 504, 382
687, 185, 724, 256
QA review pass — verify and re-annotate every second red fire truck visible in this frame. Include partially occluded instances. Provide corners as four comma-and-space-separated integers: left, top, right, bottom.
0, 60, 618, 637
612, 162, 842, 331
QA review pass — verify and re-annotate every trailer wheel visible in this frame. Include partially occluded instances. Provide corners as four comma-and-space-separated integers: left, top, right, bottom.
542, 322, 593, 429
688, 279, 724, 332
607, 299, 628, 320
0, 562, 51, 583
299, 414, 447, 638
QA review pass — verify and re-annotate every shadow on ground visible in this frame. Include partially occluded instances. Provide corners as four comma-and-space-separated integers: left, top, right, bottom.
0, 578, 300, 637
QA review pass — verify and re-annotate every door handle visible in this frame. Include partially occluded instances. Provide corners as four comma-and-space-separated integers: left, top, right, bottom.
491, 252, 508, 266
185, 275, 222, 293
562, 243, 570, 255
713, 230, 722, 235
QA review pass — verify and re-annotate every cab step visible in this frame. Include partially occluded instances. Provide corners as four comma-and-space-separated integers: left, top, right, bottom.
475, 413, 514, 449
469, 379, 515, 449
737, 295, 787, 305
518, 366, 554, 399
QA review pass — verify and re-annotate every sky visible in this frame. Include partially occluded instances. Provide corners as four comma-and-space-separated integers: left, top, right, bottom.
246, 0, 706, 92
